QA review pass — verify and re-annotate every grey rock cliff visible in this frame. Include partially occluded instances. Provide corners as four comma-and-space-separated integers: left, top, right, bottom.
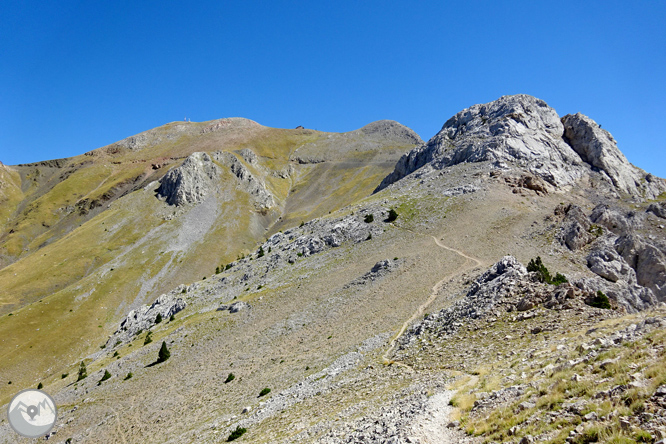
156, 152, 220, 206
562, 113, 663, 198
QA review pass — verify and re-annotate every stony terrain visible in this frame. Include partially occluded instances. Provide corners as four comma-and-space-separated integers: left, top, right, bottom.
0, 95, 665, 443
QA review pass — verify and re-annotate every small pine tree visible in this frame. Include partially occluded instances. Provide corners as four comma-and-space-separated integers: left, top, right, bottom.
224, 373, 235, 383
144, 332, 153, 346
98, 370, 111, 385
364, 214, 374, 223
157, 341, 170, 363
215, 266, 221, 274
37, 382, 43, 390
61, 373, 68, 379
77, 361, 88, 381
258, 387, 271, 397
225, 263, 233, 271
155, 313, 163, 324
590, 290, 611, 309
227, 426, 247, 441
385, 208, 398, 222
169, 314, 175, 322
124, 372, 133, 381
257, 246, 265, 258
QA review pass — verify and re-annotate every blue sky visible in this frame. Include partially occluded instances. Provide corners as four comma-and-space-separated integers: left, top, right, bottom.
1, 1, 665, 177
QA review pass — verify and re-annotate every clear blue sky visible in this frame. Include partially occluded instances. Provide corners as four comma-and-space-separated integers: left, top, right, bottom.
1, 1, 665, 177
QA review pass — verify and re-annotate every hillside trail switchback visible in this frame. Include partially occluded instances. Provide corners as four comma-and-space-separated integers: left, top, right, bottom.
382, 228, 484, 367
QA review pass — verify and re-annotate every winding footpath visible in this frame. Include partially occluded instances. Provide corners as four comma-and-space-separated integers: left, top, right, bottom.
382, 231, 484, 366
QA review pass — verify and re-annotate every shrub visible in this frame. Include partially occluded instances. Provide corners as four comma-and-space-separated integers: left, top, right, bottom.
589, 290, 611, 309
169, 314, 175, 322
77, 361, 88, 381
37, 382, 43, 390
113, 351, 119, 357
155, 313, 163, 324
364, 214, 374, 223
157, 341, 170, 363
527, 256, 568, 285
144, 332, 153, 346
258, 387, 271, 397
257, 246, 265, 258
61, 373, 68, 379
385, 208, 398, 222
124, 372, 133, 381
98, 370, 111, 385
224, 373, 235, 383
299, 221, 304, 227
225, 263, 233, 271
215, 266, 221, 274
227, 426, 247, 441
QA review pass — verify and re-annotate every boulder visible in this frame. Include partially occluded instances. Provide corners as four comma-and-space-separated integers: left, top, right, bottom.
647, 202, 666, 219
587, 248, 635, 283
615, 234, 666, 301
557, 204, 594, 250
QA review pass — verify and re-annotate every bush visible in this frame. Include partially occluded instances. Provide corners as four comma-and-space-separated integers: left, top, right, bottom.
225, 263, 233, 271
589, 290, 611, 309
527, 256, 568, 285
169, 314, 175, 322
144, 332, 153, 346
257, 246, 265, 258
227, 426, 247, 441
124, 372, 133, 381
215, 266, 221, 274
259, 387, 271, 397
364, 214, 374, 223
77, 361, 88, 381
157, 341, 170, 363
385, 208, 398, 222
155, 313, 163, 324
113, 351, 119, 357
37, 382, 43, 390
98, 370, 111, 385
61, 373, 68, 379
224, 373, 235, 383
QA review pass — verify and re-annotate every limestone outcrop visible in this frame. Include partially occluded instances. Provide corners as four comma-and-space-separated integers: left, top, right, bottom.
156, 152, 220, 206
376, 94, 665, 199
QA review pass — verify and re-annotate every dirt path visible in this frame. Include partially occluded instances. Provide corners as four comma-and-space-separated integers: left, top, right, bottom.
382, 231, 483, 365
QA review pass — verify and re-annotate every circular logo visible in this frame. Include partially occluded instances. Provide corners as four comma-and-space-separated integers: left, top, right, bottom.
7, 389, 57, 438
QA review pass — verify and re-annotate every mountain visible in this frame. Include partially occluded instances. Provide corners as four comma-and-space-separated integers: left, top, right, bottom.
0, 96, 665, 443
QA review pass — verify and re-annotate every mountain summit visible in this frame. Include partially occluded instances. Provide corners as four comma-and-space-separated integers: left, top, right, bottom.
377, 94, 665, 199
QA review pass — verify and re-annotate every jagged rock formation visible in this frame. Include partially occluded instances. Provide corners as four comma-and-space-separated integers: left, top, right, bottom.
377, 95, 665, 199
562, 113, 663, 198
212, 150, 275, 209
106, 294, 186, 346
156, 152, 221, 206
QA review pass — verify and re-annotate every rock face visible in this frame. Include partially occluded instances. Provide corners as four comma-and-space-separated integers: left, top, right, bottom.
212, 151, 274, 210
615, 234, 666, 301
376, 94, 665, 198
157, 152, 220, 206
562, 113, 662, 198
107, 294, 186, 346
557, 204, 595, 250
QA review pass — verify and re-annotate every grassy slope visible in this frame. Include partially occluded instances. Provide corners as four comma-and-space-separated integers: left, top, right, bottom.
0, 120, 417, 405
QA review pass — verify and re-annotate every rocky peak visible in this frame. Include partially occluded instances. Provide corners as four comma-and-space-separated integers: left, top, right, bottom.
156, 152, 220, 206
376, 94, 665, 199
